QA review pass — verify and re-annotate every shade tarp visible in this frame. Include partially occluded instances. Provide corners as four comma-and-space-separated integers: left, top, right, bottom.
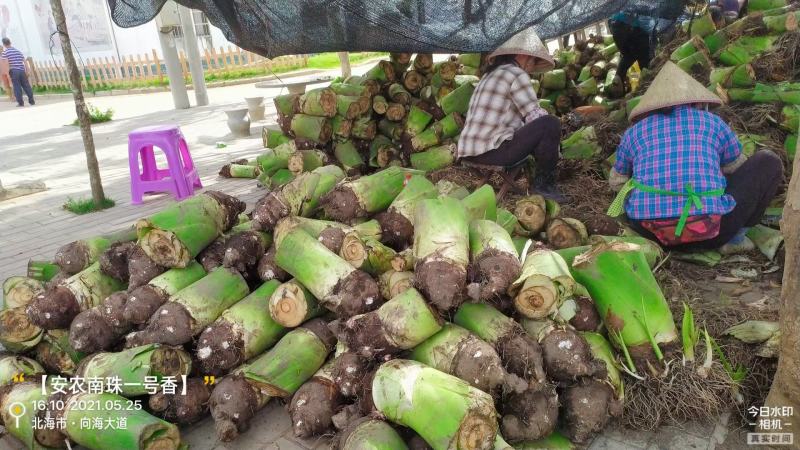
107, 0, 687, 58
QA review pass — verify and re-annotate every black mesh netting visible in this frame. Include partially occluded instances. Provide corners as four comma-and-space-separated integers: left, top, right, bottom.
107, 0, 688, 58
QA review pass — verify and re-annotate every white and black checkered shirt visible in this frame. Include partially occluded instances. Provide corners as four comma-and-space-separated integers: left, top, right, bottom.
457, 63, 547, 158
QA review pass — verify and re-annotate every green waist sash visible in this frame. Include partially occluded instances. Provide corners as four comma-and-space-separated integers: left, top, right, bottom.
607, 179, 725, 237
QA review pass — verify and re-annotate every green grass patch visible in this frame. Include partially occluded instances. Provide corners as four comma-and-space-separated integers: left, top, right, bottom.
63, 197, 116, 215
307, 52, 387, 69
72, 104, 114, 126
36, 52, 388, 95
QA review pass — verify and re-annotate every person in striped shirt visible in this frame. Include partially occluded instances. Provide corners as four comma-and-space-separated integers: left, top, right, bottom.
2, 38, 34, 107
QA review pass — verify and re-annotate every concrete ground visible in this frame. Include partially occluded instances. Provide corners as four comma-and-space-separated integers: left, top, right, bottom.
0, 68, 757, 450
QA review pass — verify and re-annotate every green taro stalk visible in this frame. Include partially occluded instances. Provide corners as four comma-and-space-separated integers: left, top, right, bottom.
291, 114, 333, 143
554, 235, 663, 268
262, 126, 291, 149
54, 226, 137, 275
61, 392, 181, 450
570, 242, 678, 368
35, 329, 86, 375
299, 87, 338, 117
405, 105, 434, 137
337, 419, 410, 450
275, 228, 380, 317
453, 302, 546, 382
334, 140, 365, 175
322, 166, 422, 223
244, 327, 332, 397
197, 280, 289, 375
461, 184, 497, 221
441, 81, 476, 115
335, 287, 442, 358
495, 208, 519, 235
136, 191, 243, 268
379, 270, 415, 300
0, 354, 44, 386
123, 262, 207, 326
0, 381, 56, 450
332, 115, 353, 138
257, 141, 297, 176
125, 267, 250, 347
372, 359, 499, 450
412, 197, 470, 311
27, 262, 125, 330
467, 220, 521, 300
376, 175, 438, 249
219, 163, 261, 179
26, 261, 61, 282
76, 344, 191, 397
411, 144, 455, 171
252, 166, 345, 231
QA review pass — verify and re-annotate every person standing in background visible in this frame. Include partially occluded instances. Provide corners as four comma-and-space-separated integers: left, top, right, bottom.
1, 37, 34, 107
0, 53, 12, 101
608, 9, 656, 90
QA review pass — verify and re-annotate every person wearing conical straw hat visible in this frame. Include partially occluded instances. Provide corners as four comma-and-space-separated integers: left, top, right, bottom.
458, 26, 564, 200
607, 61, 783, 253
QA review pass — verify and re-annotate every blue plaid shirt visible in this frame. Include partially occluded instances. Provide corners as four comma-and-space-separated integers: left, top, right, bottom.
614, 105, 740, 220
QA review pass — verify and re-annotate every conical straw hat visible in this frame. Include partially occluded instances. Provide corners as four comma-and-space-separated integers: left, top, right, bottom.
629, 61, 722, 121
488, 27, 555, 73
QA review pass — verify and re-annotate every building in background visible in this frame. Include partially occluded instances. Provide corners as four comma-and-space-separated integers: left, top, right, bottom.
2, 0, 237, 64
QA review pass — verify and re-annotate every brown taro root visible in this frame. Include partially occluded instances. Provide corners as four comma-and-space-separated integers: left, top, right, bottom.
149, 378, 211, 425
126, 245, 167, 290
453, 303, 547, 384
560, 378, 622, 443
98, 241, 136, 282
27, 263, 124, 330
500, 384, 559, 443
197, 236, 228, 272
288, 358, 344, 438
540, 327, 606, 382
330, 351, 371, 398
122, 262, 206, 326
257, 247, 290, 282
209, 374, 264, 442
569, 296, 602, 332
222, 231, 270, 274
68, 292, 130, 353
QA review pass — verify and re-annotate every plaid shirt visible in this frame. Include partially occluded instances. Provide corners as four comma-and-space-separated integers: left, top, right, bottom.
614, 105, 741, 220
458, 63, 547, 158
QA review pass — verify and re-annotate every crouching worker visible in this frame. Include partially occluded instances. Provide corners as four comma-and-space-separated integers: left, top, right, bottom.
458, 27, 564, 199
607, 61, 783, 253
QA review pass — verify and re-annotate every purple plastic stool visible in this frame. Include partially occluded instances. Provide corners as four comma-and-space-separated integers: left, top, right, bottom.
128, 124, 201, 204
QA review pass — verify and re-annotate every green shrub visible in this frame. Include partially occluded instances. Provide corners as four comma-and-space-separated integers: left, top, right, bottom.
72, 104, 114, 126
63, 197, 116, 215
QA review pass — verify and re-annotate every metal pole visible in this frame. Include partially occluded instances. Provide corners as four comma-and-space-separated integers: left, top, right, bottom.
177, 5, 208, 106
156, 22, 190, 109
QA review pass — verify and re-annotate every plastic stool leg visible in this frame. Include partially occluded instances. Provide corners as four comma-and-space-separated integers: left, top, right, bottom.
163, 141, 191, 200
140, 145, 157, 180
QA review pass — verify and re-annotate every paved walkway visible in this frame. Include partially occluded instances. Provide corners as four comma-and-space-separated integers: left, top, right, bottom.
0, 70, 756, 450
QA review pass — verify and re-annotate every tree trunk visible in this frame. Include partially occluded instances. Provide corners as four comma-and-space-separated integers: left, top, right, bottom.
50, 0, 105, 206
763, 128, 800, 446
338, 52, 352, 78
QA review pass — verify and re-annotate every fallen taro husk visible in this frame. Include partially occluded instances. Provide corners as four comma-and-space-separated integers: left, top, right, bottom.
570, 242, 678, 374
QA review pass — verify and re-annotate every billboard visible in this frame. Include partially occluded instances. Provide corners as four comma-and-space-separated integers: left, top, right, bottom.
32, 0, 114, 53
